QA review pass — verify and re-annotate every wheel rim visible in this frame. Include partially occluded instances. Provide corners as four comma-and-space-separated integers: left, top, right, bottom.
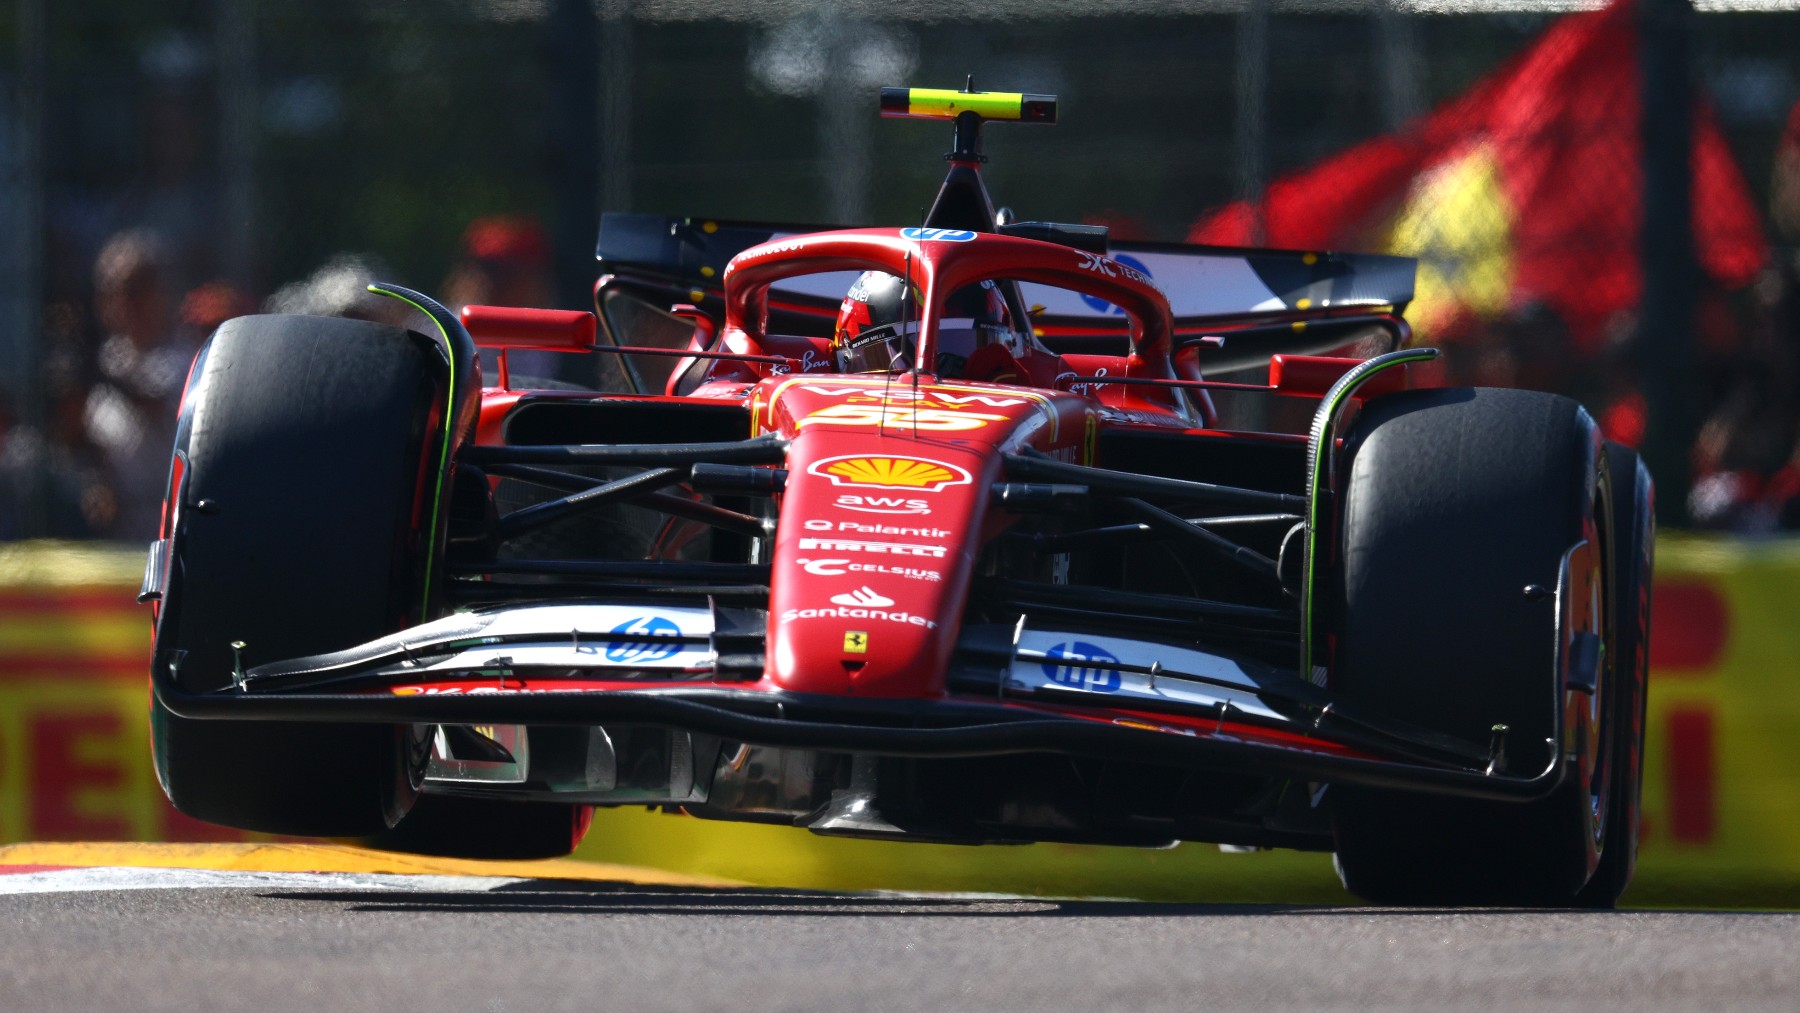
1586, 473, 1617, 858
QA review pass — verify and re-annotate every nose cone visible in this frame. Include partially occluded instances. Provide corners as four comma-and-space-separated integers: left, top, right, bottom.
767, 439, 984, 698
754, 375, 1077, 698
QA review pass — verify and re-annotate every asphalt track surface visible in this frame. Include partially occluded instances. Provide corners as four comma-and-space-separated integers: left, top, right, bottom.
1, 848, 1797, 1012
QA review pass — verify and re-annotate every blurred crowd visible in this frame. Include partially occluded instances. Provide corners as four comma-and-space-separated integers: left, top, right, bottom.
0, 215, 553, 543
1432, 98, 1800, 534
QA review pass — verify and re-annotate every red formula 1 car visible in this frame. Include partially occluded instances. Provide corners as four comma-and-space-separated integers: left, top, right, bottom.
142, 87, 1652, 907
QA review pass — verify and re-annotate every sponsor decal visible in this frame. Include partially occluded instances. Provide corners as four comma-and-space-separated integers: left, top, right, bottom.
762, 376, 1057, 439
835, 493, 931, 515
1076, 252, 1155, 313
604, 616, 683, 663
830, 585, 895, 608
771, 348, 833, 375
839, 521, 949, 537
782, 606, 938, 629
798, 403, 1006, 432
809, 455, 973, 492
901, 227, 977, 243
1041, 641, 1123, 692
793, 384, 1027, 408
800, 520, 950, 537
798, 558, 943, 582
843, 631, 869, 654
1065, 365, 1111, 398
797, 537, 947, 558
738, 238, 809, 261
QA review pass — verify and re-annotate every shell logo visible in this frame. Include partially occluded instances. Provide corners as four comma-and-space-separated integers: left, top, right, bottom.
808, 455, 973, 492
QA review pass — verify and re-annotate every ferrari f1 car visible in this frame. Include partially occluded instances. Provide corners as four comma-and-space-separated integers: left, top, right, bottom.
142, 86, 1652, 907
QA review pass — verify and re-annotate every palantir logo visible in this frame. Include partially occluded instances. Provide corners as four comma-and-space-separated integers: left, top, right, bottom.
1079, 254, 1152, 314
605, 616, 683, 663
901, 227, 977, 243
1041, 641, 1123, 692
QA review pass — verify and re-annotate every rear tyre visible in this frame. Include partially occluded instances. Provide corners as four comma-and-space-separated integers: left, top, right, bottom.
363, 795, 593, 860
151, 314, 447, 837
1329, 387, 1616, 906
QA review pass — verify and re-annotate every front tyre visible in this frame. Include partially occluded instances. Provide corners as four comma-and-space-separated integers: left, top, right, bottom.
151, 314, 449, 837
1328, 387, 1624, 906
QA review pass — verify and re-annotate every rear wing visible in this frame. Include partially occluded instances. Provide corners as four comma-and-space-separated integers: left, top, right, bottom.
595, 213, 1416, 371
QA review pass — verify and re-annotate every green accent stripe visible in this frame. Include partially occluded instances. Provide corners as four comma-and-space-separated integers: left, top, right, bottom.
1298, 348, 1441, 680
367, 285, 460, 621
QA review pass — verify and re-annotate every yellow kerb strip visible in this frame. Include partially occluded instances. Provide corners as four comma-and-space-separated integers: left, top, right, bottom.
0, 842, 743, 886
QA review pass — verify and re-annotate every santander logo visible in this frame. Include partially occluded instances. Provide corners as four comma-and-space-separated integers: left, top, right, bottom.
829, 586, 895, 608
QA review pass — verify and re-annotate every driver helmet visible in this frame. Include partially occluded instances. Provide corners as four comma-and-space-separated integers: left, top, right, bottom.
832, 271, 1019, 377
832, 271, 914, 373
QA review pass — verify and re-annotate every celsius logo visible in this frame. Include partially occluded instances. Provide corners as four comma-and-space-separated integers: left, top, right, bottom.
1041, 641, 1122, 692
798, 558, 943, 583
829, 586, 895, 608
901, 227, 977, 243
605, 616, 682, 663
1078, 253, 1153, 314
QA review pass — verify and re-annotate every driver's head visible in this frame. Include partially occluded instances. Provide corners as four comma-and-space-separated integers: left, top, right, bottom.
833, 272, 1018, 378
832, 271, 912, 373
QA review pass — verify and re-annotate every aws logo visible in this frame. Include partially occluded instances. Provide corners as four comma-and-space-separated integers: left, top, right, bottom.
836, 494, 931, 515
807, 455, 972, 492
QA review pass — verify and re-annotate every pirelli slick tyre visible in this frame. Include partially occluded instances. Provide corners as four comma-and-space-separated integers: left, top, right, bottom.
363, 795, 594, 860
150, 313, 447, 837
1328, 387, 1629, 907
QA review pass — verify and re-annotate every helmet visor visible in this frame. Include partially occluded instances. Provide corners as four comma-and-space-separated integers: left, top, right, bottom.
837, 319, 920, 373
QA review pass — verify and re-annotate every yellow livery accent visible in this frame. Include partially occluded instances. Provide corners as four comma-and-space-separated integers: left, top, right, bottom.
826, 457, 958, 489
880, 87, 1056, 124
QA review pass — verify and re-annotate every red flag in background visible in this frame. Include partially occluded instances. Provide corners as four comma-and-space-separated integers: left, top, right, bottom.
1190, 0, 1767, 349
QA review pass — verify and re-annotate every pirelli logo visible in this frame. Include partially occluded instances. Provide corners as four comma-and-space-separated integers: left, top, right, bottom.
797, 538, 948, 559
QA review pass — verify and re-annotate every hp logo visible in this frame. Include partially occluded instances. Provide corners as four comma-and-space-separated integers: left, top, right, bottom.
1041, 641, 1122, 692
605, 616, 683, 663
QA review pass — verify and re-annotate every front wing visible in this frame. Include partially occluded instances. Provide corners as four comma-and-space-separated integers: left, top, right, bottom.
152, 600, 1569, 805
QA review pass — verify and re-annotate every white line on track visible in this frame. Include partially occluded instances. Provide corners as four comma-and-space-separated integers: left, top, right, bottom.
0, 866, 525, 895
